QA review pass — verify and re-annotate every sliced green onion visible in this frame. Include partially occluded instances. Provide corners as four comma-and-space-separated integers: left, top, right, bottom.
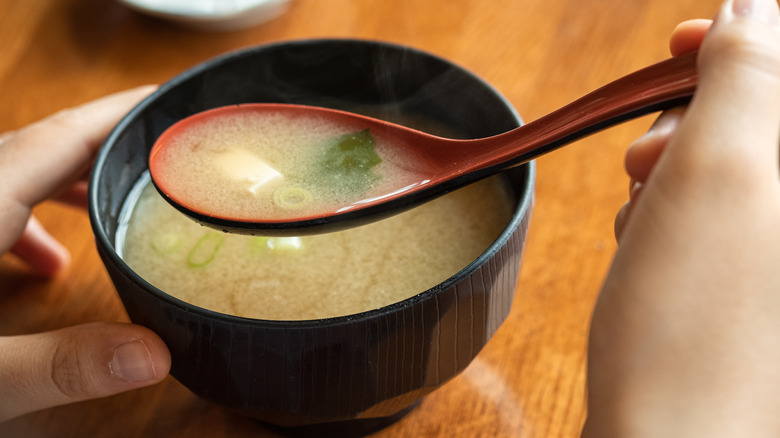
187, 233, 225, 268
273, 186, 312, 209
249, 236, 270, 255
152, 233, 181, 255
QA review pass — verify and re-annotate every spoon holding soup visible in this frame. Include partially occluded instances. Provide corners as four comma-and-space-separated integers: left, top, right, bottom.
149, 51, 697, 235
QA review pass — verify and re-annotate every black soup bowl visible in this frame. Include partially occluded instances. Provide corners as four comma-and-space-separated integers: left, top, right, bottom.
89, 39, 535, 436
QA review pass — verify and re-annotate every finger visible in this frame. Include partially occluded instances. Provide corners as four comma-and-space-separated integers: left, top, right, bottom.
9, 216, 70, 277
614, 201, 631, 242
670, 19, 713, 56
666, 0, 780, 181
614, 182, 644, 242
53, 181, 89, 211
0, 86, 155, 256
624, 109, 684, 183
0, 322, 170, 422
616, 19, 709, 243
0, 85, 156, 210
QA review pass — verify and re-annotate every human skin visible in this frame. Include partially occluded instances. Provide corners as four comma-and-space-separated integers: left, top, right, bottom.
613, 19, 712, 241
583, 0, 780, 436
0, 86, 171, 421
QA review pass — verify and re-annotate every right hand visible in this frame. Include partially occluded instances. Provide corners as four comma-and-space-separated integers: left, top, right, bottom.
585, 0, 780, 436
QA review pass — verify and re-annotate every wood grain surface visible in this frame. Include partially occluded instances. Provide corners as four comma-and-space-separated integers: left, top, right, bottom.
0, 0, 722, 437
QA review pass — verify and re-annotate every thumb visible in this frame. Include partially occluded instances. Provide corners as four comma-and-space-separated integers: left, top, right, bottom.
0, 322, 170, 422
662, 0, 780, 186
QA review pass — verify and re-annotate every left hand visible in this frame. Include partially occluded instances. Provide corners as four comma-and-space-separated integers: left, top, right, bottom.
0, 86, 172, 422
0, 85, 156, 275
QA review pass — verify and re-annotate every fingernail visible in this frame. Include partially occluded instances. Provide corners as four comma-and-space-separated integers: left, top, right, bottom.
110, 340, 157, 383
635, 110, 680, 145
648, 111, 679, 136
730, 0, 780, 26
629, 181, 643, 201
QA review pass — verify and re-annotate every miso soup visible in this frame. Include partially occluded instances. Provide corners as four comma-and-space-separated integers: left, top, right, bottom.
119, 174, 514, 320
150, 105, 428, 222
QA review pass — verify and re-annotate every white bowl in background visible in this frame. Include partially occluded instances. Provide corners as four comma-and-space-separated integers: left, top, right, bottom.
119, 0, 291, 31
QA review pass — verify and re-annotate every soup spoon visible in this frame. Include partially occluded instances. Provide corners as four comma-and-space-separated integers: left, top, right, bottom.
149, 51, 697, 235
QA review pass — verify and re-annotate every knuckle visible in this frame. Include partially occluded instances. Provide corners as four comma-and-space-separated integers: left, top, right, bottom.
47, 106, 86, 131
48, 337, 92, 400
700, 25, 780, 82
667, 147, 764, 198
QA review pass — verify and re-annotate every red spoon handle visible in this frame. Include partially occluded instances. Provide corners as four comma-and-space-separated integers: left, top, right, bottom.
447, 50, 698, 174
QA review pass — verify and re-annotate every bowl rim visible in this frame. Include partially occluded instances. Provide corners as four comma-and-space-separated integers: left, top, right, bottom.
89, 37, 536, 329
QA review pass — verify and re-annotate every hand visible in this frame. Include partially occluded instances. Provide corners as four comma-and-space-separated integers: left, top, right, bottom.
584, 0, 780, 436
613, 19, 712, 241
1, 86, 147, 275
0, 87, 171, 421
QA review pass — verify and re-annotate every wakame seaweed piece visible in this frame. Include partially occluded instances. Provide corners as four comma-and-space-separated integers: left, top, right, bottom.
322, 129, 382, 173
315, 129, 382, 195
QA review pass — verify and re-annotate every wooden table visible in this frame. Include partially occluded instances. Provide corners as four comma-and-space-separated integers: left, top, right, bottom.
0, 0, 722, 436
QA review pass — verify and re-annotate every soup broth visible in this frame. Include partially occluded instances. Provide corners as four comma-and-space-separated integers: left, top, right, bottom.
150, 106, 428, 222
120, 175, 514, 320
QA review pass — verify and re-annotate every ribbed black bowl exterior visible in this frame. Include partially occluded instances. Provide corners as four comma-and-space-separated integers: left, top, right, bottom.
89, 39, 535, 433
